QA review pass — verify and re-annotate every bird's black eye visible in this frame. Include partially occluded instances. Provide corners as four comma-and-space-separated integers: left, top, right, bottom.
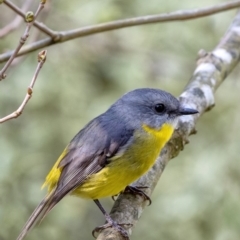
154, 103, 165, 113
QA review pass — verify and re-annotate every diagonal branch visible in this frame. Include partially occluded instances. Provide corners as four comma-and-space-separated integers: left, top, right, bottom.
96, 9, 240, 240
3, 0, 56, 38
0, 0, 46, 81
0, 50, 47, 124
0, 0, 32, 38
1, 0, 240, 63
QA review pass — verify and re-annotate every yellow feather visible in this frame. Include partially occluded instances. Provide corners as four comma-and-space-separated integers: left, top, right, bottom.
72, 123, 174, 199
42, 124, 174, 199
41, 147, 68, 192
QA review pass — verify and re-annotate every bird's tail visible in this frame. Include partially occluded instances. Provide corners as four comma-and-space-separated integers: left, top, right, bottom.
16, 192, 58, 240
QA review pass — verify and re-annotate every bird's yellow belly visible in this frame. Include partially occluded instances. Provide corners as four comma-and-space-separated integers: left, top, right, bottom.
72, 123, 174, 199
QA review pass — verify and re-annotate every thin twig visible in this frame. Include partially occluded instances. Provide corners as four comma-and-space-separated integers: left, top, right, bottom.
0, 50, 47, 124
10, 1, 51, 67
0, 0, 32, 38
3, 0, 56, 38
96, 9, 240, 240
1, 0, 240, 63
0, 1, 46, 81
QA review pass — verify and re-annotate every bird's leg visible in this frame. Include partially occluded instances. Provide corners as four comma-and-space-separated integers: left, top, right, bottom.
92, 199, 130, 239
124, 186, 152, 205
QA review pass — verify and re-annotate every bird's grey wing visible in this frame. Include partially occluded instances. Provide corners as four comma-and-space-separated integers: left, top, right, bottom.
53, 115, 134, 201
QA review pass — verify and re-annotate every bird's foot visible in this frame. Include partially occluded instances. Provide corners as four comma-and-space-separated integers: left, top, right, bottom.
124, 185, 152, 205
92, 214, 131, 239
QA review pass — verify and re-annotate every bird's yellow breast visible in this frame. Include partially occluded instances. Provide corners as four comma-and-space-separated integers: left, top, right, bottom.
73, 123, 174, 199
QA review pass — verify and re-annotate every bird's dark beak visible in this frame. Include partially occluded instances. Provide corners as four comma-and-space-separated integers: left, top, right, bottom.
178, 107, 198, 115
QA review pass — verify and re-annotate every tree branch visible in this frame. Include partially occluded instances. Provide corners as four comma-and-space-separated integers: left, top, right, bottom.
0, 0, 46, 81
1, 0, 240, 63
0, 50, 47, 124
0, 0, 32, 38
2, 0, 56, 38
96, 9, 240, 240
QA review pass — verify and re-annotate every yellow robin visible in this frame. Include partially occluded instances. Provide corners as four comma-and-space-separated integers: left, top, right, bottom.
17, 88, 198, 240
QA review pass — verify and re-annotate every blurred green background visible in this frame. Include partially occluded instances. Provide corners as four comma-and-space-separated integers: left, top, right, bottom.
1, 0, 240, 240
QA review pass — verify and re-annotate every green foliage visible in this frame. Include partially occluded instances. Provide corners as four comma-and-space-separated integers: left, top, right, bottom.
0, 0, 240, 239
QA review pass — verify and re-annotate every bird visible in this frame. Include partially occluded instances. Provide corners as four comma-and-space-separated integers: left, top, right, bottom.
16, 88, 198, 240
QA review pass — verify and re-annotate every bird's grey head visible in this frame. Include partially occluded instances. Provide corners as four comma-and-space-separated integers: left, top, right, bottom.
109, 88, 198, 129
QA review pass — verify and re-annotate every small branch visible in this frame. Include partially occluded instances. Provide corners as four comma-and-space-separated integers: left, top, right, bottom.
96, 9, 240, 240
0, 0, 32, 38
9, 1, 51, 68
1, 0, 240, 63
3, 0, 56, 38
0, 0, 46, 81
0, 50, 47, 124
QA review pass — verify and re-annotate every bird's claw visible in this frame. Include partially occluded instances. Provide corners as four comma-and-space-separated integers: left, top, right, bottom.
124, 185, 152, 205
92, 221, 131, 239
